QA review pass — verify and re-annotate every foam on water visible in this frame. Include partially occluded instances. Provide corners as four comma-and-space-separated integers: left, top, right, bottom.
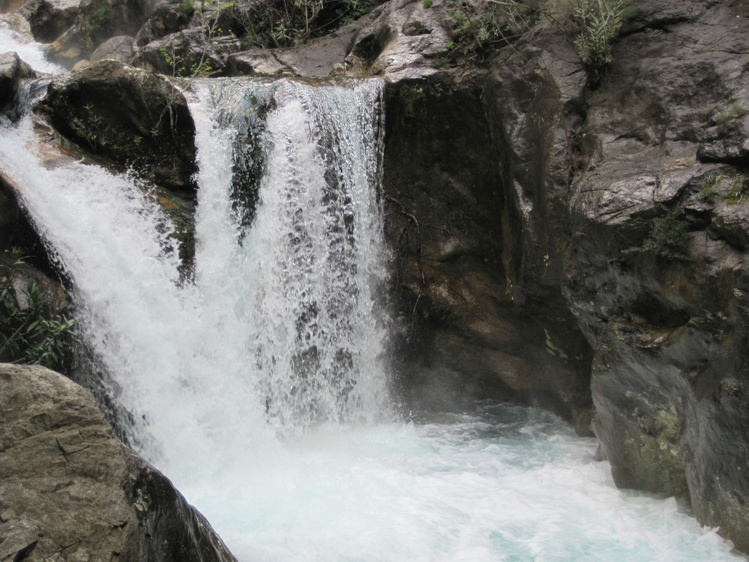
0, 22, 63, 75
185, 405, 741, 562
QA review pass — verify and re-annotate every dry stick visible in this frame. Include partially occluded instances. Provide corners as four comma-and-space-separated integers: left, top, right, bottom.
385, 195, 426, 336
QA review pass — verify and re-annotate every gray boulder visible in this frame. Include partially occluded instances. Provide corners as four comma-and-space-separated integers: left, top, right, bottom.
90, 34, 135, 63
0, 363, 237, 562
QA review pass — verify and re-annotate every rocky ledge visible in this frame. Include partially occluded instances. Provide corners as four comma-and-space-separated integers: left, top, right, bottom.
0, 363, 237, 561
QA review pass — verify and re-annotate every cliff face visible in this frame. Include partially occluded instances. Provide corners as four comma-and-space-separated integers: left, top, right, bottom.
356, 0, 749, 550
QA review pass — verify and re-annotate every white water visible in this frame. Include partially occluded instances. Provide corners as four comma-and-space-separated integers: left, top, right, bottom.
0, 35, 743, 559
0, 22, 63, 75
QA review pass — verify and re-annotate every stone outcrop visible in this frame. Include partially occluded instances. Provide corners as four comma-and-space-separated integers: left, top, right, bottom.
0, 363, 238, 562
470, 0, 749, 550
35, 59, 197, 192
0, 52, 36, 114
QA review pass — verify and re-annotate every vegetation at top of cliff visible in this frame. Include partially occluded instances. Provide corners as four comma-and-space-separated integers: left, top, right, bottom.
0, 249, 74, 371
445, 0, 634, 70
643, 212, 691, 261
224, 0, 382, 49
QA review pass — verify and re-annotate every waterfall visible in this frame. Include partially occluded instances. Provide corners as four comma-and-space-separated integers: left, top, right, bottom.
0, 77, 393, 483
0, 36, 743, 559
190, 78, 392, 431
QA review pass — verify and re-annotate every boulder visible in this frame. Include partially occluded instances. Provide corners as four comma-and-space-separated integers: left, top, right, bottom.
35, 59, 197, 192
44, 0, 156, 67
134, 4, 193, 47
90, 34, 135, 63
131, 27, 241, 76
344, 0, 452, 80
226, 21, 360, 78
0, 363, 237, 561
0, 52, 36, 113
21, 0, 81, 43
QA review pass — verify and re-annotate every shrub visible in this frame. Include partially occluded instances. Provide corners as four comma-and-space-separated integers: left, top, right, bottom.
643, 212, 690, 261
0, 249, 74, 370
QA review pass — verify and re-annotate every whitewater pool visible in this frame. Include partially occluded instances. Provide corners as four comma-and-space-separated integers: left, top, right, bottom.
181, 404, 741, 562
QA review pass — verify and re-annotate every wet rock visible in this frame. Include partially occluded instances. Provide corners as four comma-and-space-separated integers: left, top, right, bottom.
549, 0, 749, 550
383, 72, 593, 425
90, 34, 135, 63
35, 59, 197, 192
0, 363, 237, 561
21, 0, 81, 43
0, 52, 36, 113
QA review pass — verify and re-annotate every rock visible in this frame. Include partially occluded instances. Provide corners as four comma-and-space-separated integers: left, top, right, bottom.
21, 0, 81, 43
0, 363, 238, 561
35, 59, 197, 192
226, 22, 361, 78
134, 4, 193, 47
545, 0, 749, 550
383, 72, 593, 425
90, 34, 135, 63
345, 0, 452, 80
44, 0, 156, 67
131, 27, 241, 76
0, 52, 36, 113
0, 11, 33, 38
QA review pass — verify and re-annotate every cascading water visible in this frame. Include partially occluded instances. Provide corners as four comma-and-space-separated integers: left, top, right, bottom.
0, 34, 745, 560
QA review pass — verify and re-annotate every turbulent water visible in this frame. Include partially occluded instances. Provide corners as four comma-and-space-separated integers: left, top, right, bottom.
0, 33, 744, 561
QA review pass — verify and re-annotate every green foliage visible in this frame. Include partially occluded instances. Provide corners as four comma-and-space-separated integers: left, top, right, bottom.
239, 0, 379, 48
446, 0, 536, 51
699, 174, 718, 203
569, 0, 633, 69
85, 2, 114, 38
422, 0, 433, 7
697, 172, 749, 205
726, 173, 748, 204
644, 213, 690, 261
179, 0, 196, 16
0, 249, 74, 371
712, 103, 749, 127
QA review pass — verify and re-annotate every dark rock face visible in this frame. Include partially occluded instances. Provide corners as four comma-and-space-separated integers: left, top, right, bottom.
0, 363, 237, 562
383, 74, 593, 426
35, 59, 197, 192
0, 52, 36, 114
514, 0, 749, 550
379, 0, 749, 550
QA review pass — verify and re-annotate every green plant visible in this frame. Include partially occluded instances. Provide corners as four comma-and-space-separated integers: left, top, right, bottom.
179, 0, 195, 16
0, 249, 74, 370
85, 2, 114, 38
712, 103, 749, 127
569, 0, 633, 69
644, 212, 690, 261
423, 0, 433, 7
726, 173, 748, 204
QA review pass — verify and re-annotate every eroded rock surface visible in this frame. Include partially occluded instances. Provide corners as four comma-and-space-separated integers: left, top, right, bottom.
35, 59, 197, 192
0, 363, 237, 562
